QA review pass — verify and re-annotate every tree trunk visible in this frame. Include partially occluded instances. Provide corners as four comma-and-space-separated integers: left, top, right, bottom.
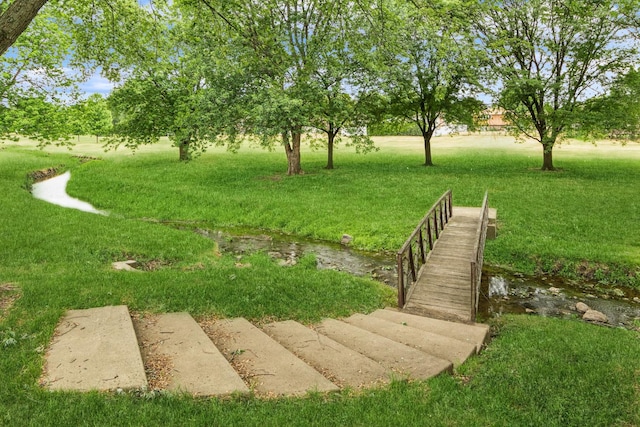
422, 128, 435, 166
326, 131, 336, 170
0, 0, 48, 55
541, 141, 555, 171
95, 135, 99, 143
179, 139, 190, 161
284, 130, 303, 175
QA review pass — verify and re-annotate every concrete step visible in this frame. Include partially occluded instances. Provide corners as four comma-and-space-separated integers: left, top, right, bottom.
134, 312, 249, 396
315, 318, 452, 380
343, 313, 476, 367
41, 305, 147, 391
371, 309, 489, 353
262, 320, 389, 389
206, 317, 339, 396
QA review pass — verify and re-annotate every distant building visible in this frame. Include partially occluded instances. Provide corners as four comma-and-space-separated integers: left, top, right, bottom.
482, 108, 508, 130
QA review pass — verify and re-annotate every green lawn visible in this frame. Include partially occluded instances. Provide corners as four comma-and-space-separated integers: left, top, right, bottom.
64, 134, 640, 285
1, 135, 639, 426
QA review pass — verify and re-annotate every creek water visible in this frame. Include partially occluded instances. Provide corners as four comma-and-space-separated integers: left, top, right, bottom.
191, 225, 640, 328
31, 173, 640, 328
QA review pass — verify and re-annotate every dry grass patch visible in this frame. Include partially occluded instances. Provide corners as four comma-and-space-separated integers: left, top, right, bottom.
0, 283, 20, 321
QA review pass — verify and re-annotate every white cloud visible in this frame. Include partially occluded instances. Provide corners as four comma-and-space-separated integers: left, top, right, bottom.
79, 72, 115, 98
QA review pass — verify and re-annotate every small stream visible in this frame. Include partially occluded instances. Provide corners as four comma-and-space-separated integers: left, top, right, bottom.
31, 171, 640, 328
191, 226, 398, 285
189, 225, 640, 328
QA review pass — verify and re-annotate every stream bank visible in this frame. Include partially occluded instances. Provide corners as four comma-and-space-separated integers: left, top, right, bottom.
30, 171, 640, 329
184, 224, 640, 329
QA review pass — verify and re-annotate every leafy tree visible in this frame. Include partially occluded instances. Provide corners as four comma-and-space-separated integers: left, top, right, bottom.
188, 0, 374, 174
83, 94, 112, 142
477, 0, 639, 170
0, 3, 82, 144
373, 0, 484, 166
66, 103, 89, 139
0, 97, 70, 144
574, 68, 640, 141
98, 1, 228, 160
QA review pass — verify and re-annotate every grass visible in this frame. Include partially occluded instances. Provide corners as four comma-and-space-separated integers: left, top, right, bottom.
1, 134, 639, 426
59, 134, 640, 285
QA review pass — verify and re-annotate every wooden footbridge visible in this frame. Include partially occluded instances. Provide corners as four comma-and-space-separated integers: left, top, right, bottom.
397, 190, 495, 322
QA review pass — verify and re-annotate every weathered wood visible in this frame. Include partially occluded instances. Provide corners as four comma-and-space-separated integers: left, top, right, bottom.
397, 190, 453, 307
402, 202, 488, 322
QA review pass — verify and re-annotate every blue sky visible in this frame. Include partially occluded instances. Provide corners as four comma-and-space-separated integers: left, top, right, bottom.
78, 72, 114, 98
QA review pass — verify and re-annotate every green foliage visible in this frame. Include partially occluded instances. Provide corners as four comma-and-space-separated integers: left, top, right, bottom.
573, 68, 640, 141
0, 2, 84, 144
0, 97, 71, 144
372, 0, 485, 164
1, 142, 639, 425
368, 119, 422, 136
179, 0, 382, 171
83, 94, 112, 141
478, 0, 639, 169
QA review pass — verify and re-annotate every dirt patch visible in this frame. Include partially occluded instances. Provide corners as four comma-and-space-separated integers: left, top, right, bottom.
0, 283, 21, 321
28, 167, 61, 183
131, 313, 174, 391
259, 174, 283, 182
72, 155, 101, 164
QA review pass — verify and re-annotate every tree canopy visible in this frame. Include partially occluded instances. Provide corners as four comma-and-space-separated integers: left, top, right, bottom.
2, 0, 640, 172
375, 0, 485, 166
477, 0, 639, 170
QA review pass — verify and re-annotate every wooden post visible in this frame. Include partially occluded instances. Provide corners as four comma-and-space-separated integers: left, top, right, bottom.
397, 254, 405, 308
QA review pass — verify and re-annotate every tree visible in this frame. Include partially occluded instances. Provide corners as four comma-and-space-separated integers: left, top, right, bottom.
373, 0, 484, 166
302, 4, 378, 170
83, 94, 112, 142
188, 0, 372, 174
477, 0, 639, 170
0, 3, 82, 144
97, 1, 230, 161
0, 0, 47, 55
575, 68, 640, 141
0, 97, 70, 144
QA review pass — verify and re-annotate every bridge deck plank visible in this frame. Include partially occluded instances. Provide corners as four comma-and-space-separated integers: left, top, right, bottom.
404, 207, 483, 322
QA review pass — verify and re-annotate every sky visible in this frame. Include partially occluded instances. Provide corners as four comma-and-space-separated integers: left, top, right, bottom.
78, 72, 115, 98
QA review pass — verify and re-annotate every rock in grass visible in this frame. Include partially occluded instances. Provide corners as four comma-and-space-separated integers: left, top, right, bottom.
583, 310, 608, 323
112, 260, 140, 272
341, 234, 353, 245
575, 302, 591, 313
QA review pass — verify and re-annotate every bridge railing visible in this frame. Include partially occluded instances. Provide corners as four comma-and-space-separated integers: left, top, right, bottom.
396, 190, 453, 308
470, 191, 489, 321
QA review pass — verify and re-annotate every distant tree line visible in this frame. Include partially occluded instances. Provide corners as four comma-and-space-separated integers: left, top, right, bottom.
1, 0, 639, 171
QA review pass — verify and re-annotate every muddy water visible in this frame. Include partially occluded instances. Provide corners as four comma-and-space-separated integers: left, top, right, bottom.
193, 227, 398, 285
478, 268, 640, 327
191, 225, 640, 328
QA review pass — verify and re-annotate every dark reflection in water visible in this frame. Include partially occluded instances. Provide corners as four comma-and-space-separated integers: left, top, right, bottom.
178, 224, 640, 328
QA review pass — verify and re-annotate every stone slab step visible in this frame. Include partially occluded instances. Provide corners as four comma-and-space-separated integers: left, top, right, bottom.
371, 309, 489, 353
262, 320, 389, 389
134, 312, 249, 396
315, 318, 452, 380
41, 305, 147, 391
207, 318, 339, 396
343, 313, 476, 367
